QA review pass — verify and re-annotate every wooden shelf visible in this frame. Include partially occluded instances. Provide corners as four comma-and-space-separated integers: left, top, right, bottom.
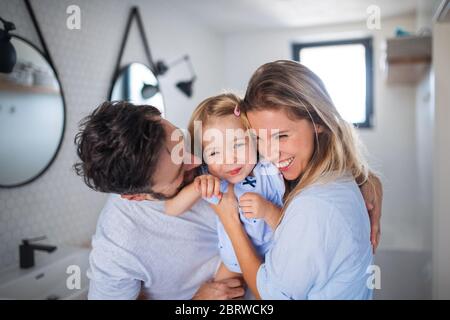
0, 79, 60, 95
384, 35, 432, 84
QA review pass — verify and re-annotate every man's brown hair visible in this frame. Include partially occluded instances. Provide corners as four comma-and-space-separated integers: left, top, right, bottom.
74, 101, 165, 195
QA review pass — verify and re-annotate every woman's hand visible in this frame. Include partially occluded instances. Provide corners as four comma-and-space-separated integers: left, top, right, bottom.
360, 174, 383, 253
194, 174, 222, 199
210, 184, 240, 226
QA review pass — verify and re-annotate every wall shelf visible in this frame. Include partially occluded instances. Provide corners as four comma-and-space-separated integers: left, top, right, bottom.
0, 79, 60, 95
384, 35, 432, 85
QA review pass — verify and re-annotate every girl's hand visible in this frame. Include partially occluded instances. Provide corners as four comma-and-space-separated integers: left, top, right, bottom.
194, 174, 222, 199
210, 184, 240, 226
239, 193, 282, 230
239, 192, 273, 219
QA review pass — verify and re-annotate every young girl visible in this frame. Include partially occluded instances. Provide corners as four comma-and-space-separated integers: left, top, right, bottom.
165, 93, 285, 281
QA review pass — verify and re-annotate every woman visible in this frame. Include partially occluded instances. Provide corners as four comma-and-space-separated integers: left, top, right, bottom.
211, 60, 381, 299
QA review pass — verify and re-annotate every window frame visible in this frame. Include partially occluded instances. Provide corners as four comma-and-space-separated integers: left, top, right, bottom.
292, 37, 374, 129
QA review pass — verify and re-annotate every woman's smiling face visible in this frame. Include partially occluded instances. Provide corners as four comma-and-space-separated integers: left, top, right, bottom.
247, 109, 318, 181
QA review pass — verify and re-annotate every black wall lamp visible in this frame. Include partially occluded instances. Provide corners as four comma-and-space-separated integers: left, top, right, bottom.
0, 16, 17, 73
114, 7, 197, 100
141, 55, 197, 99
154, 55, 197, 98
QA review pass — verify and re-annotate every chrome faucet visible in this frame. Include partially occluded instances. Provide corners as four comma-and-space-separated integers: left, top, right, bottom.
19, 236, 57, 269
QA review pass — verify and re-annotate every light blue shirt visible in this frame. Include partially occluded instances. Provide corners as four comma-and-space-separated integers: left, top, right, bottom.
256, 177, 373, 300
202, 161, 285, 272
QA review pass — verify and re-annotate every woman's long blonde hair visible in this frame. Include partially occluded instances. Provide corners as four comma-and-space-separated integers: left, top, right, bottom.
243, 60, 370, 214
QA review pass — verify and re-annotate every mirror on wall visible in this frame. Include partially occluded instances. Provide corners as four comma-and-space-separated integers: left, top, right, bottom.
110, 62, 165, 116
0, 35, 65, 187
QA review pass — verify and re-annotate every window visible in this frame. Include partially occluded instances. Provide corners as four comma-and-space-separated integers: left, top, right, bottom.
293, 38, 373, 128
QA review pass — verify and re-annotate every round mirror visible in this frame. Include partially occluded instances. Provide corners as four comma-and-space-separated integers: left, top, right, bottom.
110, 62, 165, 116
0, 36, 65, 187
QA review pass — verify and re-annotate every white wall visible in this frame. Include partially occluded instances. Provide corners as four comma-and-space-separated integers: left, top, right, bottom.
0, 0, 224, 270
432, 22, 450, 300
415, 71, 434, 254
223, 13, 429, 251
415, 0, 435, 263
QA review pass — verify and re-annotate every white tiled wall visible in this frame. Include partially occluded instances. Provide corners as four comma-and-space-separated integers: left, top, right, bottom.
0, 0, 116, 269
0, 0, 224, 269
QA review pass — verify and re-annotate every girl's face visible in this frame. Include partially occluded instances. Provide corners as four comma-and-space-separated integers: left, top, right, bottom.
202, 115, 257, 184
247, 109, 319, 181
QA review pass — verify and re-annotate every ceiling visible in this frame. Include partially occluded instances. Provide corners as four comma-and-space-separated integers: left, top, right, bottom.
161, 0, 418, 33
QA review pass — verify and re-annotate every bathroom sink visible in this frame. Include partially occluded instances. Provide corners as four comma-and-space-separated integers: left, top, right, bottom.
0, 247, 90, 300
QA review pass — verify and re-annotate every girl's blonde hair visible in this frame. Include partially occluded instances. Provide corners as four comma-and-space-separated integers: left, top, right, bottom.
187, 93, 250, 161
242, 60, 370, 217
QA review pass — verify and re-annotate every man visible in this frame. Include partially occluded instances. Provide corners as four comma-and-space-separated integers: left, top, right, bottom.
74, 101, 382, 299
75, 101, 244, 299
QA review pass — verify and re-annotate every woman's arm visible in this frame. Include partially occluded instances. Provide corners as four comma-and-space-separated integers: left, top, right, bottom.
211, 186, 263, 299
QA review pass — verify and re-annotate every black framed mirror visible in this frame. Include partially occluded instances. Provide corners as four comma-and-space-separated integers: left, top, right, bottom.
109, 62, 165, 115
0, 35, 65, 187
109, 7, 165, 115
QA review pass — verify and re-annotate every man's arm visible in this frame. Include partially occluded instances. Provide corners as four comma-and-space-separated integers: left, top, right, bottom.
358, 172, 383, 252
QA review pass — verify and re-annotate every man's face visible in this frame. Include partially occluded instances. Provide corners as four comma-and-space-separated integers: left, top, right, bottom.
147, 119, 200, 200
